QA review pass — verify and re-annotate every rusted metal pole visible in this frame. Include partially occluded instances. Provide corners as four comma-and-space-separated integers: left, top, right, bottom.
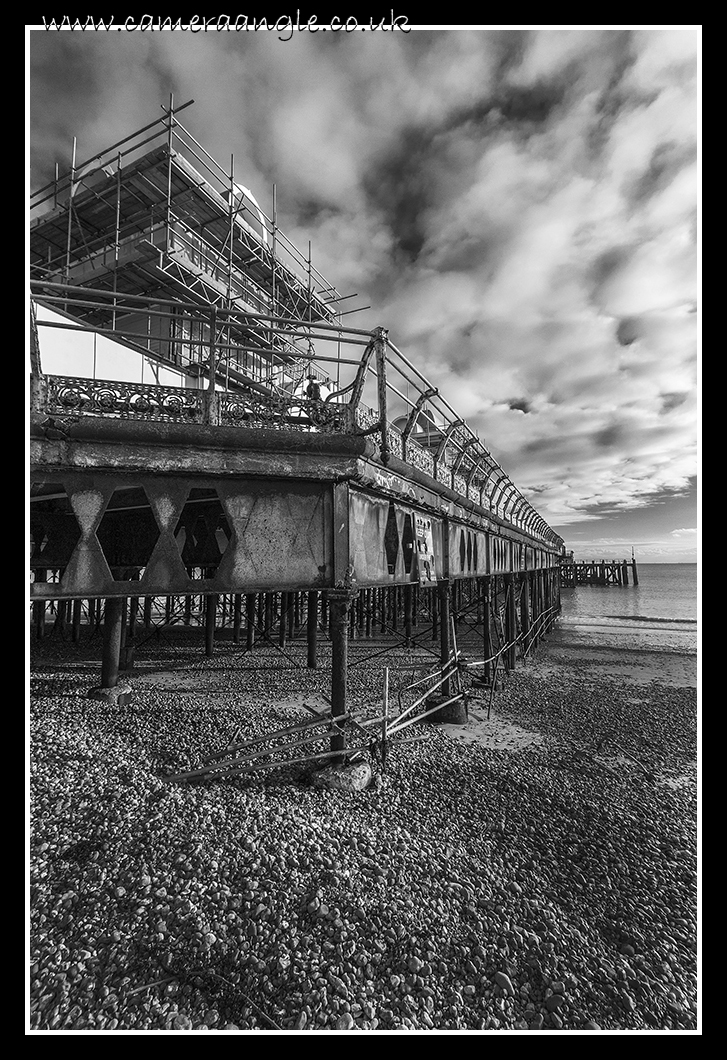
246, 594, 256, 650
233, 594, 242, 643
482, 577, 492, 683
307, 590, 318, 668
101, 598, 123, 689
506, 574, 517, 670
205, 593, 218, 657
438, 579, 452, 696
404, 583, 414, 647
520, 573, 530, 656
71, 599, 82, 643
327, 589, 355, 762
279, 591, 288, 648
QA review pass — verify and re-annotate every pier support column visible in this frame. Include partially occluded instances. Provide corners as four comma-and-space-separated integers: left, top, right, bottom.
205, 594, 218, 657
33, 569, 46, 639
53, 599, 68, 638
482, 577, 492, 683
326, 588, 357, 762
279, 592, 288, 648
233, 594, 242, 644
71, 599, 82, 643
307, 590, 319, 669
505, 574, 517, 670
245, 594, 256, 650
438, 579, 452, 695
520, 573, 530, 657
101, 598, 123, 689
404, 583, 414, 647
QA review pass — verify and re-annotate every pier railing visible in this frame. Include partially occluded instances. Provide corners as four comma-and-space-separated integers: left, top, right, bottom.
30, 282, 562, 548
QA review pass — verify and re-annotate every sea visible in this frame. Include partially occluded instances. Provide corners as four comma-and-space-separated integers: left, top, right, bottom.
557, 563, 698, 656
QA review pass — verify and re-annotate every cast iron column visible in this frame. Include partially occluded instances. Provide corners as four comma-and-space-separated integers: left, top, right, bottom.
326, 588, 356, 762
101, 597, 124, 689
307, 590, 319, 669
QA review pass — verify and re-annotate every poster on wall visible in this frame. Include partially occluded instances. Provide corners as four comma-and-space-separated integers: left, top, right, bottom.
415, 515, 436, 586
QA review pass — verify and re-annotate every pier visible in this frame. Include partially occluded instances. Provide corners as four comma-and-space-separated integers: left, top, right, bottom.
559, 558, 639, 587
30, 101, 567, 767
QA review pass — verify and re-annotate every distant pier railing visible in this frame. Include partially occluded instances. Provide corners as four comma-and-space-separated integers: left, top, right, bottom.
560, 559, 639, 587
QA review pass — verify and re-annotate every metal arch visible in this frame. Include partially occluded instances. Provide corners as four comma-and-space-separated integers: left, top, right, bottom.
435, 419, 465, 467
480, 458, 503, 502
523, 508, 539, 532
510, 495, 528, 523
401, 386, 438, 449
490, 473, 512, 514
466, 453, 486, 489
502, 484, 521, 520
451, 435, 479, 477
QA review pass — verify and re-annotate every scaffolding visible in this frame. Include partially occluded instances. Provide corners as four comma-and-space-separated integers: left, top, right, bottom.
29, 100, 564, 552
29, 98, 342, 397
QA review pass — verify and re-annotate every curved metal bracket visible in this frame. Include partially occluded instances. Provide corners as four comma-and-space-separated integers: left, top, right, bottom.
451, 435, 479, 478
435, 418, 464, 467
401, 387, 438, 455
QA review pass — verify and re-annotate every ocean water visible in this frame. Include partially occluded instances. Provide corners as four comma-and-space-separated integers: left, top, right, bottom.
557, 563, 698, 654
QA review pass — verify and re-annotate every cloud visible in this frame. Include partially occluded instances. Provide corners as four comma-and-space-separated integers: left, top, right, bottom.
670, 527, 698, 537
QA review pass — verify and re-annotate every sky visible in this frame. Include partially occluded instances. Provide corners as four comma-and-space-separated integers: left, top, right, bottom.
27, 24, 700, 562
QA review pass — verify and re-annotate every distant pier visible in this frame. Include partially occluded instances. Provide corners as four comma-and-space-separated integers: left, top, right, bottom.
559, 559, 639, 587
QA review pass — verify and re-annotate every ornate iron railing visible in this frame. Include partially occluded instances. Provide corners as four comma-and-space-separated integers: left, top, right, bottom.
43, 375, 205, 422
219, 391, 353, 432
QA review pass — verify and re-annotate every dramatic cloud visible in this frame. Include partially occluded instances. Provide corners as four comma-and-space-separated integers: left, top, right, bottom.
28, 27, 699, 547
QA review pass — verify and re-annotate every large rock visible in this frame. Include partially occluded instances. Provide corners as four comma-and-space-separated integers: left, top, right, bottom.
311, 759, 372, 791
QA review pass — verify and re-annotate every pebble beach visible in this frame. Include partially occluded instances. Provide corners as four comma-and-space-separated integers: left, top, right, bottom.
28, 613, 699, 1034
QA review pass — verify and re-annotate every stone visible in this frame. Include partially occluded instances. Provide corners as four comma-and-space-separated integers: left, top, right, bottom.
494, 971, 514, 994
335, 1012, 355, 1030
546, 994, 564, 1012
311, 760, 372, 792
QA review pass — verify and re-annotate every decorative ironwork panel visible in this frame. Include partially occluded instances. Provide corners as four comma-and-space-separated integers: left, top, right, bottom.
219, 392, 350, 433
355, 404, 380, 432
453, 472, 468, 496
45, 375, 204, 422
468, 484, 481, 504
436, 463, 451, 487
406, 438, 435, 477
386, 426, 403, 459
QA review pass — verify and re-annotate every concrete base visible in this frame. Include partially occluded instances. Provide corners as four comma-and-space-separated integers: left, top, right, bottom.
311, 758, 372, 792
425, 693, 468, 725
86, 682, 133, 706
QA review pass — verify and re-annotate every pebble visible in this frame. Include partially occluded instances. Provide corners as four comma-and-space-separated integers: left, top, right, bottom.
28, 629, 698, 1032
494, 972, 514, 994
